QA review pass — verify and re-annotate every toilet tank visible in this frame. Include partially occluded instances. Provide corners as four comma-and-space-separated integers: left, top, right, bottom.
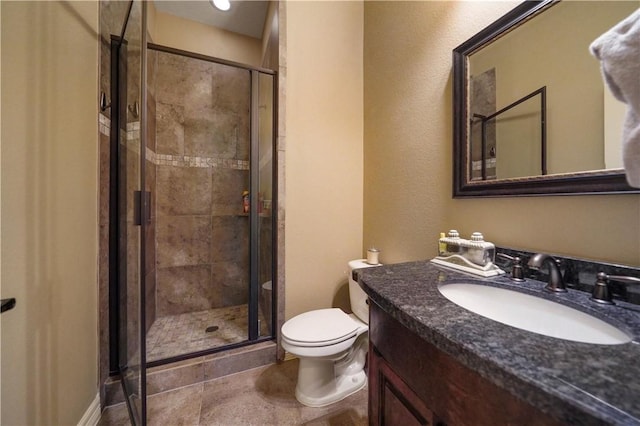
348, 259, 381, 324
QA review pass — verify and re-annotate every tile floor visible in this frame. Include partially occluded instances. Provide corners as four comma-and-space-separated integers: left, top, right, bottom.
99, 359, 368, 426
147, 305, 271, 362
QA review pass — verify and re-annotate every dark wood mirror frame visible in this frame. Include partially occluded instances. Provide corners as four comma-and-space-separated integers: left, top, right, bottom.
452, 0, 640, 198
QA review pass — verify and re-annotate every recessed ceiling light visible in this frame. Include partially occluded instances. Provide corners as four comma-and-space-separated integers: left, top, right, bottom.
210, 0, 230, 12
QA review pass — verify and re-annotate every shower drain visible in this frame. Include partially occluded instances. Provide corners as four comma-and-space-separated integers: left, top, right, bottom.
205, 325, 219, 333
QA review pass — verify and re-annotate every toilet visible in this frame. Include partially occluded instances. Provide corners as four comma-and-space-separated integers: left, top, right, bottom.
281, 259, 380, 407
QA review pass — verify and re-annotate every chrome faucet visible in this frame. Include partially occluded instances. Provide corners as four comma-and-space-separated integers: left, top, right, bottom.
527, 253, 567, 293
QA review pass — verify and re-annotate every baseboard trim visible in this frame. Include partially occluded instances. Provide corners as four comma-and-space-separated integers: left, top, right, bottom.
78, 393, 101, 426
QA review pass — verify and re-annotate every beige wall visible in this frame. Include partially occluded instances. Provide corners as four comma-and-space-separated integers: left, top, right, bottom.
364, 1, 640, 267
285, 1, 364, 320
471, 1, 636, 176
1, 1, 99, 425
261, 1, 279, 66
150, 7, 262, 67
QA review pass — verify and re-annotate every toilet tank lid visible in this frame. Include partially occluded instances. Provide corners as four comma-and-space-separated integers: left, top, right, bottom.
349, 259, 382, 270
282, 308, 358, 343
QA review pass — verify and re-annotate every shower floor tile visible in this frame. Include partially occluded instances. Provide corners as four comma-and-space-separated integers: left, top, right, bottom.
146, 305, 270, 362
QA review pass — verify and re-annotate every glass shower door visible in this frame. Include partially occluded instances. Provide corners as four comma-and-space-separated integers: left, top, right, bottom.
117, 1, 147, 424
144, 47, 277, 363
256, 72, 275, 338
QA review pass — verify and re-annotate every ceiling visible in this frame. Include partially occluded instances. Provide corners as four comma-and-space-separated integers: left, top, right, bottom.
153, 0, 269, 39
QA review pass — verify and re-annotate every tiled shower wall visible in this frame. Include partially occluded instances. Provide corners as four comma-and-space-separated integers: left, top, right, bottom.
152, 50, 251, 317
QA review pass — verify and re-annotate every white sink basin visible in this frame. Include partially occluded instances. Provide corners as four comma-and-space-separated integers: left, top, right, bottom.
438, 282, 632, 345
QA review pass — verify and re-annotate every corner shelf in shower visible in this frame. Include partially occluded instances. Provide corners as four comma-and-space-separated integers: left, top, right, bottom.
234, 213, 272, 218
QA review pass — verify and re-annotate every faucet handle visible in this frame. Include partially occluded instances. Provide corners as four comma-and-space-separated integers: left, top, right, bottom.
497, 253, 515, 261
591, 272, 640, 305
497, 253, 525, 282
607, 275, 640, 284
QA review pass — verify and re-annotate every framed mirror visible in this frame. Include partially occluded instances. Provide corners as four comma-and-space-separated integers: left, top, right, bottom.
453, 0, 640, 197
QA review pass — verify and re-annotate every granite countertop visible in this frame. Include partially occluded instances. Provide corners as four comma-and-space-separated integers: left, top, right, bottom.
357, 260, 640, 425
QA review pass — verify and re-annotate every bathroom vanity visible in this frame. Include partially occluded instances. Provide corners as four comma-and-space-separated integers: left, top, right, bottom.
358, 261, 640, 425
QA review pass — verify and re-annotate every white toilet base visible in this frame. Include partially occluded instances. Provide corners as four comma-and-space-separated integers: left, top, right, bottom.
285, 322, 369, 408
295, 360, 367, 408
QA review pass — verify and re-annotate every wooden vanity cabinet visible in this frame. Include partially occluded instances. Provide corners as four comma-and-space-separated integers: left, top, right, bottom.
368, 302, 564, 426
369, 344, 441, 426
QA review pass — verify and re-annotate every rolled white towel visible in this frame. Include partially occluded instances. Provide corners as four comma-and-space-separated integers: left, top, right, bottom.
590, 9, 640, 188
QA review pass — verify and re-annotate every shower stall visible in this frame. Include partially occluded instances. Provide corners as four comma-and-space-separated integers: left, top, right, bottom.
144, 44, 275, 363
103, 2, 277, 424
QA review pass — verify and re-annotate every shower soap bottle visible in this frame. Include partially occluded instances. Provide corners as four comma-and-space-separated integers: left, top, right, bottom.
242, 190, 249, 213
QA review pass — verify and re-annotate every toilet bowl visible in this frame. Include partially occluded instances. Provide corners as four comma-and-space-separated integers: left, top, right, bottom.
281, 259, 380, 407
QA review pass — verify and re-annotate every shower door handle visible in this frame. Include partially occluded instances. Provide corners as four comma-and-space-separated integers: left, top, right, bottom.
1, 298, 16, 313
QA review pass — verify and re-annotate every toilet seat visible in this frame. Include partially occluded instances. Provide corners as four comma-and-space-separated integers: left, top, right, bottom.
282, 308, 362, 348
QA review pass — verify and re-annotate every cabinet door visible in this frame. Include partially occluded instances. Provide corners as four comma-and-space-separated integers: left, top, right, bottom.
369, 347, 442, 426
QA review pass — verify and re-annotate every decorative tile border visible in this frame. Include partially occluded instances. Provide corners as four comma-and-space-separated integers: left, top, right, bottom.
126, 121, 140, 141
99, 115, 249, 171
472, 158, 496, 171
99, 113, 110, 136
151, 151, 249, 170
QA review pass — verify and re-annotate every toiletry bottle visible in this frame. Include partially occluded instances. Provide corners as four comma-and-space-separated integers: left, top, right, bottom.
438, 232, 446, 256
242, 190, 249, 213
